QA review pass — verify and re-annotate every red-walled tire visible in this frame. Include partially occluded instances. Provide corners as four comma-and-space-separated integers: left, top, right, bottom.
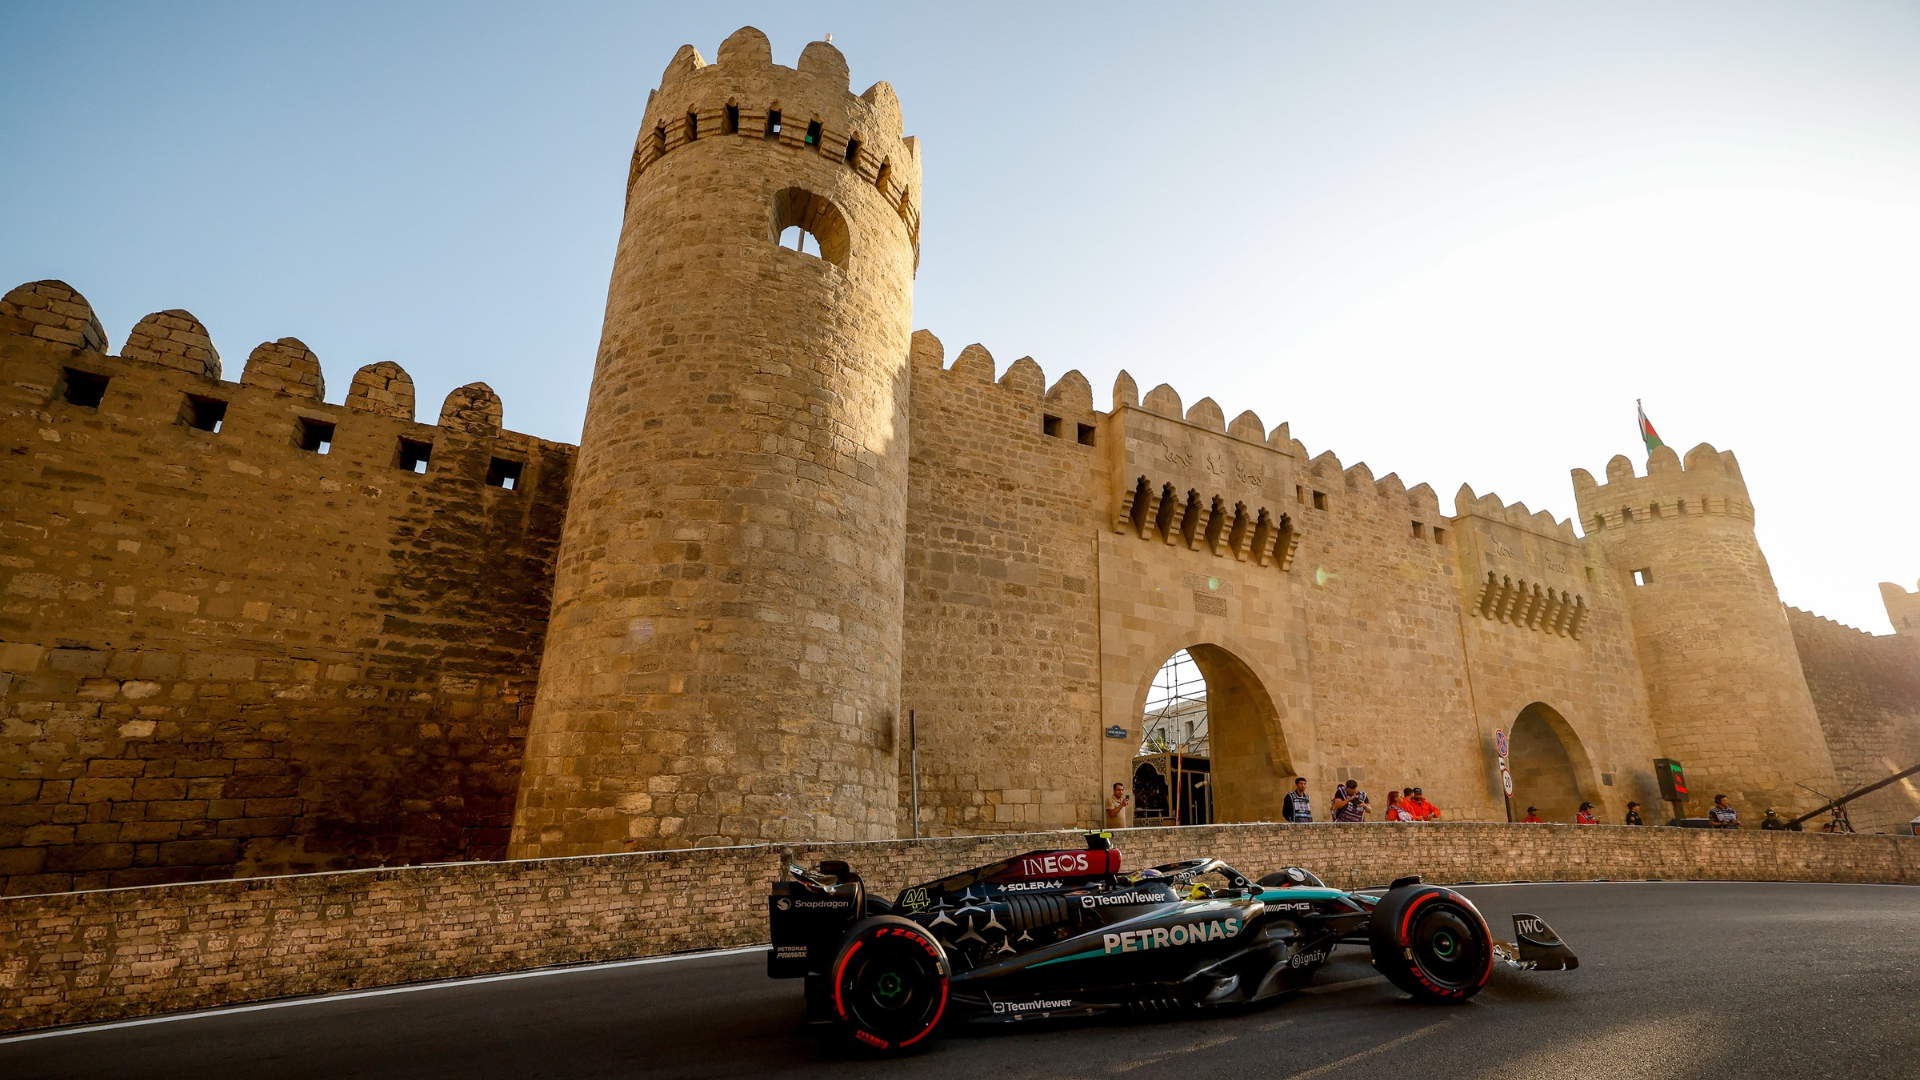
830, 916, 950, 1054
1368, 885, 1493, 1002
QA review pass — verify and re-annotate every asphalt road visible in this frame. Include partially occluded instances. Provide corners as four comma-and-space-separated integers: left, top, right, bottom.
5, 881, 1917, 1080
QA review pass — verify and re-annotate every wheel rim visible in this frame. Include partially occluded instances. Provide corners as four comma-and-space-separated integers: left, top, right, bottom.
841, 936, 945, 1042
1410, 903, 1485, 989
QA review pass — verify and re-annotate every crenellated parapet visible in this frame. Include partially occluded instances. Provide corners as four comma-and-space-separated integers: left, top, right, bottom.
1572, 443, 1754, 532
631, 26, 922, 261
1, 279, 575, 490
1452, 484, 1589, 640
1882, 580, 1920, 636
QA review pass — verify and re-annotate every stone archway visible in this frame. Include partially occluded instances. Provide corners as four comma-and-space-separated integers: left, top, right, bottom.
1145, 643, 1290, 824
1508, 702, 1596, 822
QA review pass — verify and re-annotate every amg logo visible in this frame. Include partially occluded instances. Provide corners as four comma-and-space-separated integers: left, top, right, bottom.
992, 998, 1074, 1015
1080, 890, 1165, 908
1102, 917, 1242, 955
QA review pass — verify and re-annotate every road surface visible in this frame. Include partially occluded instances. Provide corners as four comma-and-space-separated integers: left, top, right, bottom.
4, 881, 1916, 1079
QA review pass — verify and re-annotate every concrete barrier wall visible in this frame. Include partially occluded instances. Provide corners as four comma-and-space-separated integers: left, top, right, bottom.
4, 822, 1916, 1033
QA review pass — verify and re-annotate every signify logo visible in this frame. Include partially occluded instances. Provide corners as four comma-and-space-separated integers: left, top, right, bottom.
1102, 918, 1241, 954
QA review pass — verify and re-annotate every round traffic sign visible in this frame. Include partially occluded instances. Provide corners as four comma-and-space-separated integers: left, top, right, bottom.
1500, 766, 1514, 797
1494, 728, 1509, 759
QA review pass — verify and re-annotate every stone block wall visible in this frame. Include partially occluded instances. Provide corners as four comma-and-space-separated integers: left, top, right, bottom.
3, 822, 1915, 1034
1788, 607, 1920, 832
0, 284, 572, 895
900, 333, 1105, 834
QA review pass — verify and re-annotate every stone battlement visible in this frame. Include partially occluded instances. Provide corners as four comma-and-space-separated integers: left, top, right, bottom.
634, 27, 922, 259
1572, 442, 1755, 530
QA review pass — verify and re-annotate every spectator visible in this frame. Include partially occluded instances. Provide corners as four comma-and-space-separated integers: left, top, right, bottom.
1106, 782, 1130, 828
1760, 808, 1787, 831
1575, 801, 1598, 825
1332, 780, 1369, 822
1521, 806, 1544, 823
1282, 777, 1312, 823
1707, 794, 1739, 829
1385, 791, 1415, 821
1406, 787, 1441, 821
1624, 801, 1644, 826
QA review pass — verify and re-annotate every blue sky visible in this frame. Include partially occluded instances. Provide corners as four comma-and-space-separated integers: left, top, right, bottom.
4, 2, 1916, 631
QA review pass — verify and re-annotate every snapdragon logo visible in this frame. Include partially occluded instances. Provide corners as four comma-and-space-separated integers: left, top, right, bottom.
1101, 918, 1241, 955
789, 899, 851, 909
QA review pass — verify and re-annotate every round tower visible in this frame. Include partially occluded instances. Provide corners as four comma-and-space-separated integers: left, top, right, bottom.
1573, 442, 1837, 816
511, 28, 922, 856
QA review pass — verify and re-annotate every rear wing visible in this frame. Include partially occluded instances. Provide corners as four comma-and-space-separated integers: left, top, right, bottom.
768, 861, 865, 979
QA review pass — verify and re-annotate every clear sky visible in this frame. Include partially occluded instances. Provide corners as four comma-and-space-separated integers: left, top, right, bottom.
4, 2, 1915, 632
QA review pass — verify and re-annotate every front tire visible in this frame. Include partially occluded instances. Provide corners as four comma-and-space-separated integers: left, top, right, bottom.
1367, 885, 1492, 1002
829, 916, 950, 1053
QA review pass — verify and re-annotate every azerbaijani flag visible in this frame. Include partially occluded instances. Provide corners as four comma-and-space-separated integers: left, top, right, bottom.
1637, 399, 1663, 456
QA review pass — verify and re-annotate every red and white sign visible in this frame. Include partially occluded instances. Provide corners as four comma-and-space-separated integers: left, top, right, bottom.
1500, 766, 1515, 798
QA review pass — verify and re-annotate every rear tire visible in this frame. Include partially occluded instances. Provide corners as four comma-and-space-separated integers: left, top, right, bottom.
829, 916, 950, 1053
1367, 885, 1492, 1002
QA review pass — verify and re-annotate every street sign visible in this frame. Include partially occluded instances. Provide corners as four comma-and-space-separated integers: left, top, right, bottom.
1655, 758, 1688, 801
1500, 766, 1515, 798
1105, 725, 1128, 739
1494, 728, 1509, 759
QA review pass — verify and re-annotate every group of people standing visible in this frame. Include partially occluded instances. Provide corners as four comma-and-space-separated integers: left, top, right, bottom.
1280, 778, 1440, 823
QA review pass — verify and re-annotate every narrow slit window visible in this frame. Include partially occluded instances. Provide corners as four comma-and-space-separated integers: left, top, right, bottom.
1312, 491, 1327, 511
181, 394, 227, 433
296, 417, 335, 454
1077, 423, 1096, 446
61, 368, 109, 408
1295, 485, 1305, 505
805, 120, 822, 148
843, 136, 861, 164
765, 109, 782, 138
1632, 568, 1653, 587
1411, 521, 1425, 538
1594, 513, 1606, 532
875, 161, 891, 195
653, 124, 666, 158
1432, 526, 1446, 545
724, 104, 739, 134
397, 438, 432, 474
486, 457, 524, 490
685, 110, 698, 140
1042, 414, 1062, 438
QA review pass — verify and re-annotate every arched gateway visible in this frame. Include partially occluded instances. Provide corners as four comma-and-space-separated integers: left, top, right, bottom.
1507, 702, 1599, 822
1131, 643, 1294, 825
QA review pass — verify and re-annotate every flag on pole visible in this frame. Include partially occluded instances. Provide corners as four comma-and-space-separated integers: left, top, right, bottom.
1637, 399, 1664, 456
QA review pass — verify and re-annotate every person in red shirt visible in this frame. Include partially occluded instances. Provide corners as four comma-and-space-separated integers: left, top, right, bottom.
1405, 788, 1441, 821
1575, 801, 1598, 825
1385, 790, 1415, 821
1520, 806, 1544, 823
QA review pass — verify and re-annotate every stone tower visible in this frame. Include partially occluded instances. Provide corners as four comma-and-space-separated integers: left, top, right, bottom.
1573, 443, 1838, 815
510, 28, 922, 856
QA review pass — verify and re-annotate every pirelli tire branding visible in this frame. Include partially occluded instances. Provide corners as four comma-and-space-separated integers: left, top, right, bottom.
1102, 917, 1242, 955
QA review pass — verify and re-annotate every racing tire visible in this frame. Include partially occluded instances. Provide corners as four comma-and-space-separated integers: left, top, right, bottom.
1367, 885, 1493, 1002
829, 916, 950, 1054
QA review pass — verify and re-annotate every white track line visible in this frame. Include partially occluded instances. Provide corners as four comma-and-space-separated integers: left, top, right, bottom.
1277, 1018, 1453, 1080
0, 945, 768, 1044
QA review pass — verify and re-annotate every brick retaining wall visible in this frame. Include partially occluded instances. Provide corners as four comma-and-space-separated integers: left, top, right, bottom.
4, 822, 1915, 1033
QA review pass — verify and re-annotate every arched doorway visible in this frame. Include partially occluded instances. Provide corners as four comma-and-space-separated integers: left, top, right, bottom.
1507, 702, 1593, 822
1132, 644, 1291, 825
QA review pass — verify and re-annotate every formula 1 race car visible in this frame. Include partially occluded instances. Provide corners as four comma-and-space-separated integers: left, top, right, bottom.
768, 833, 1577, 1053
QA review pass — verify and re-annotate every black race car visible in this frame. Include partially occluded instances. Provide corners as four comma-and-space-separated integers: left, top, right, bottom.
769, 833, 1576, 1053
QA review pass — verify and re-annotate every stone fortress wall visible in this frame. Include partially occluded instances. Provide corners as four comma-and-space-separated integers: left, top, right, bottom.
0, 282, 572, 896
3, 28, 1916, 895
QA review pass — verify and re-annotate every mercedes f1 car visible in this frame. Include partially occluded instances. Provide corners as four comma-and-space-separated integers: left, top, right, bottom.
768, 833, 1577, 1053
